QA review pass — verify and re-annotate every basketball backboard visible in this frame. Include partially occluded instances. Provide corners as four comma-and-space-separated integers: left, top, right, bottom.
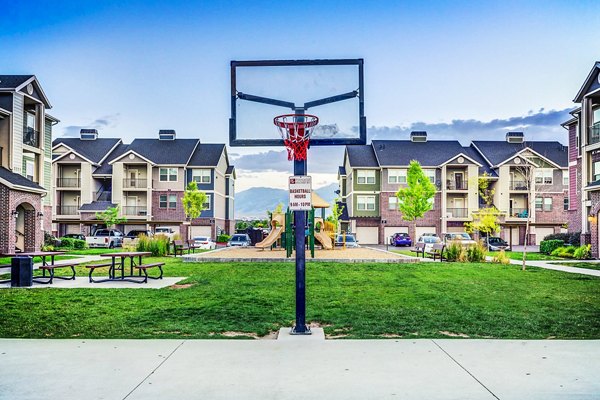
229, 59, 366, 147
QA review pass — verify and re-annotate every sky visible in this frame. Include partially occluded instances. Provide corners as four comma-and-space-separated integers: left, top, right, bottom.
2, 0, 600, 192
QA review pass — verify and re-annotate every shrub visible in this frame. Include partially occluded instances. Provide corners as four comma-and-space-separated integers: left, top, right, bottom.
543, 232, 581, 246
466, 241, 487, 263
73, 239, 87, 249
574, 244, 591, 260
540, 239, 564, 255
492, 250, 510, 265
44, 232, 57, 247
172, 233, 182, 241
41, 245, 54, 251
445, 241, 466, 262
550, 246, 576, 258
59, 237, 75, 249
136, 235, 170, 256
217, 234, 231, 243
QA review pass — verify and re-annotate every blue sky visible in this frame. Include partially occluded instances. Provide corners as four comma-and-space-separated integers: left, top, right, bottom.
2, 0, 600, 190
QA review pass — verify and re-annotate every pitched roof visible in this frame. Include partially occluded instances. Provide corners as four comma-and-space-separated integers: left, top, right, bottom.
79, 201, 117, 211
0, 75, 34, 89
226, 165, 235, 175
472, 141, 568, 167
371, 140, 466, 166
338, 166, 347, 176
0, 167, 45, 192
574, 61, 600, 102
53, 138, 121, 164
94, 143, 130, 175
187, 143, 225, 167
346, 145, 379, 167
124, 139, 199, 165
463, 146, 497, 177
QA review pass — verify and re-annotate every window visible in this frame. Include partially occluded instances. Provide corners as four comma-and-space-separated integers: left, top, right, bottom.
26, 112, 36, 130
203, 194, 211, 210
159, 168, 177, 182
534, 169, 553, 184
357, 195, 376, 211
564, 197, 569, 211
159, 195, 167, 208
543, 197, 552, 211
169, 194, 177, 209
535, 197, 543, 211
25, 160, 34, 181
388, 169, 406, 184
563, 170, 569, 186
192, 169, 211, 184
594, 161, 600, 182
388, 196, 398, 210
357, 170, 375, 184
424, 169, 436, 184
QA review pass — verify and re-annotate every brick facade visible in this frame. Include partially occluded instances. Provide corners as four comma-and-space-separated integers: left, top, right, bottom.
379, 192, 442, 242
0, 183, 43, 254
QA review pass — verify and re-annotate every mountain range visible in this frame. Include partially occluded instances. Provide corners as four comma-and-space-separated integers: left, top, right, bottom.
235, 183, 339, 219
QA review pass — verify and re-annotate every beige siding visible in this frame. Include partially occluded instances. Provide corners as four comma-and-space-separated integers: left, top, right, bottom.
12, 94, 24, 173
152, 166, 184, 190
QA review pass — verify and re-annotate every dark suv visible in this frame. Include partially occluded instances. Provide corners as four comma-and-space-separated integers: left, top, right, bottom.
486, 236, 509, 251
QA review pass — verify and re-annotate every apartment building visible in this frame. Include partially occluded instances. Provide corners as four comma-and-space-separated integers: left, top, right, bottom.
563, 61, 600, 257
52, 129, 235, 239
338, 131, 568, 245
0, 75, 57, 253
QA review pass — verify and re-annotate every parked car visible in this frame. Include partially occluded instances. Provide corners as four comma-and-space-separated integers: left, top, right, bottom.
86, 229, 124, 248
416, 235, 442, 253
390, 233, 412, 247
443, 232, 477, 246
125, 230, 153, 239
155, 227, 176, 240
61, 233, 85, 241
486, 236, 509, 251
335, 234, 359, 248
193, 236, 217, 250
228, 234, 251, 247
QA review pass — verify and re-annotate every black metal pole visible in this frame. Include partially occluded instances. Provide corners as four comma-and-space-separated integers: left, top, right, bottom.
292, 157, 310, 334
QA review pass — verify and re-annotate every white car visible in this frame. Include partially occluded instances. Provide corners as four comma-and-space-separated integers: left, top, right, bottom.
193, 236, 216, 250
444, 232, 477, 246
416, 235, 442, 253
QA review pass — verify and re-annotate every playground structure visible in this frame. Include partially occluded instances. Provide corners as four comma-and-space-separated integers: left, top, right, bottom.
255, 192, 334, 253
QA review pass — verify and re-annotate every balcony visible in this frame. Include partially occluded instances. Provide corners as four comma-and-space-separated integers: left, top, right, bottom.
56, 205, 79, 215
123, 178, 147, 189
508, 208, 529, 219
446, 208, 469, 218
122, 206, 148, 216
56, 178, 81, 188
589, 124, 600, 145
23, 127, 39, 147
509, 180, 528, 190
446, 181, 468, 190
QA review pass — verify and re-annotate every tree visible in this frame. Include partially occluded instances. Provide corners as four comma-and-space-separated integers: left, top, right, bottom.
326, 198, 345, 233
466, 172, 500, 239
182, 181, 208, 220
95, 206, 127, 229
396, 160, 436, 239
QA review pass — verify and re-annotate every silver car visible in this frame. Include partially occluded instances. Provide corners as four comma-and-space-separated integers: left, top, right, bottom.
228, 234, 251, 247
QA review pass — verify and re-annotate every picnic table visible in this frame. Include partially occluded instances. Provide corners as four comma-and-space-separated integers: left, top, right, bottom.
92, 251, 163, 283
0, 251, 75, 285
6, 251, 66, 266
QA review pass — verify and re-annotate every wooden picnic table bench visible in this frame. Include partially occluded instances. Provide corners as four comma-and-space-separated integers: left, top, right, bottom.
426, 243, 446, 262
187, 239, 201, 253
37, 262, 79, 284
173, 240, 190, 256
85, 262, 122, 283
134, 262, 164, 283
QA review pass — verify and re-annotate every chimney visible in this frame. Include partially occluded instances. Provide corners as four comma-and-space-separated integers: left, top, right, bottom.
506, 131, 524, 143
159, 129, 176, 140
80, 129, 98, 140
410, 131, 427, 142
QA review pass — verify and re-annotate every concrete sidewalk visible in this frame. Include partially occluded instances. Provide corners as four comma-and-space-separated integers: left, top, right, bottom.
0, 339, 598, 399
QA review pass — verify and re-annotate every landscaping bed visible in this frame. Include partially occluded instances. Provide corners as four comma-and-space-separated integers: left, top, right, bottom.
0, 258, 598, 339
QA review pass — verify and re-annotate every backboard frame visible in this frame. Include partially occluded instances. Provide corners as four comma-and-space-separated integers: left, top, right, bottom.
229, 58, 366, 147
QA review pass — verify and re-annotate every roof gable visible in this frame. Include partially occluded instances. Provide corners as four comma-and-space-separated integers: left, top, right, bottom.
188, 143, 226, 167
125, 138, 199, 165
53, 138, 121, 164
346, 145, 379, 167
472, 141, 567, 168
574, 62, 600, 102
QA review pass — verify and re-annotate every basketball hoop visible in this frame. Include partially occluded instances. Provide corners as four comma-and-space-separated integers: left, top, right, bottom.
274, 114, 319, 161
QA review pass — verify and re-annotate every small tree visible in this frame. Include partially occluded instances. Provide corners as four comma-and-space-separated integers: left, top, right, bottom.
396, 160, 436, 239
326, 198, 345, 233
466, 172, 500, 240
95, 206, 127, 229
182, 182, 208, 221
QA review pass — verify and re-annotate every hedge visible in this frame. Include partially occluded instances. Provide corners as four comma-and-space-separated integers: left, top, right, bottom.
540, 239, 564, 255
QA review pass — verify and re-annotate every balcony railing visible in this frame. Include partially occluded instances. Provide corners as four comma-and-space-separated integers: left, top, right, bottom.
122, 206, 148, 216
56, 178, 81, 188
446, 181, 468, 190
23, 127, 39, 147
589, 124, 600, 145
447, 208, 469, 218
56, 205, 79, 215
508, 208, 529, 218
509, 180, 528, 190
123, 178, 147, 189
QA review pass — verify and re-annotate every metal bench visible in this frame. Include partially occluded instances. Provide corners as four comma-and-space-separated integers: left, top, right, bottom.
426, 243, 446, 262
187, 240, 201, 253
173, 240, 190, 256
37, 263, 79, 284
414, 243, 426, 257
134, 263, 164, 283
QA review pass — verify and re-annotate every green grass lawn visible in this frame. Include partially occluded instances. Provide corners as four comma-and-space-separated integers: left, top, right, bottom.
504, 251, 562, 261
1, 257, 598, 340
549, 261, 600, 271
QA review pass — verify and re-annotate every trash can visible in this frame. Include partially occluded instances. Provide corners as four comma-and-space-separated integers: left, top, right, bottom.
11, 256, 33, 287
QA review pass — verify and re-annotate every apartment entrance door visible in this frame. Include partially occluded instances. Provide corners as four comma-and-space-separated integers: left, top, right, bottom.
128, 170, 138, 188
454, 198, 465, 217
455, 173, 463, 189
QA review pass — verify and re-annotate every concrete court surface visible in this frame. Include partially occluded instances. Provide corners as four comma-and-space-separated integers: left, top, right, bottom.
0, 339, 599, 400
